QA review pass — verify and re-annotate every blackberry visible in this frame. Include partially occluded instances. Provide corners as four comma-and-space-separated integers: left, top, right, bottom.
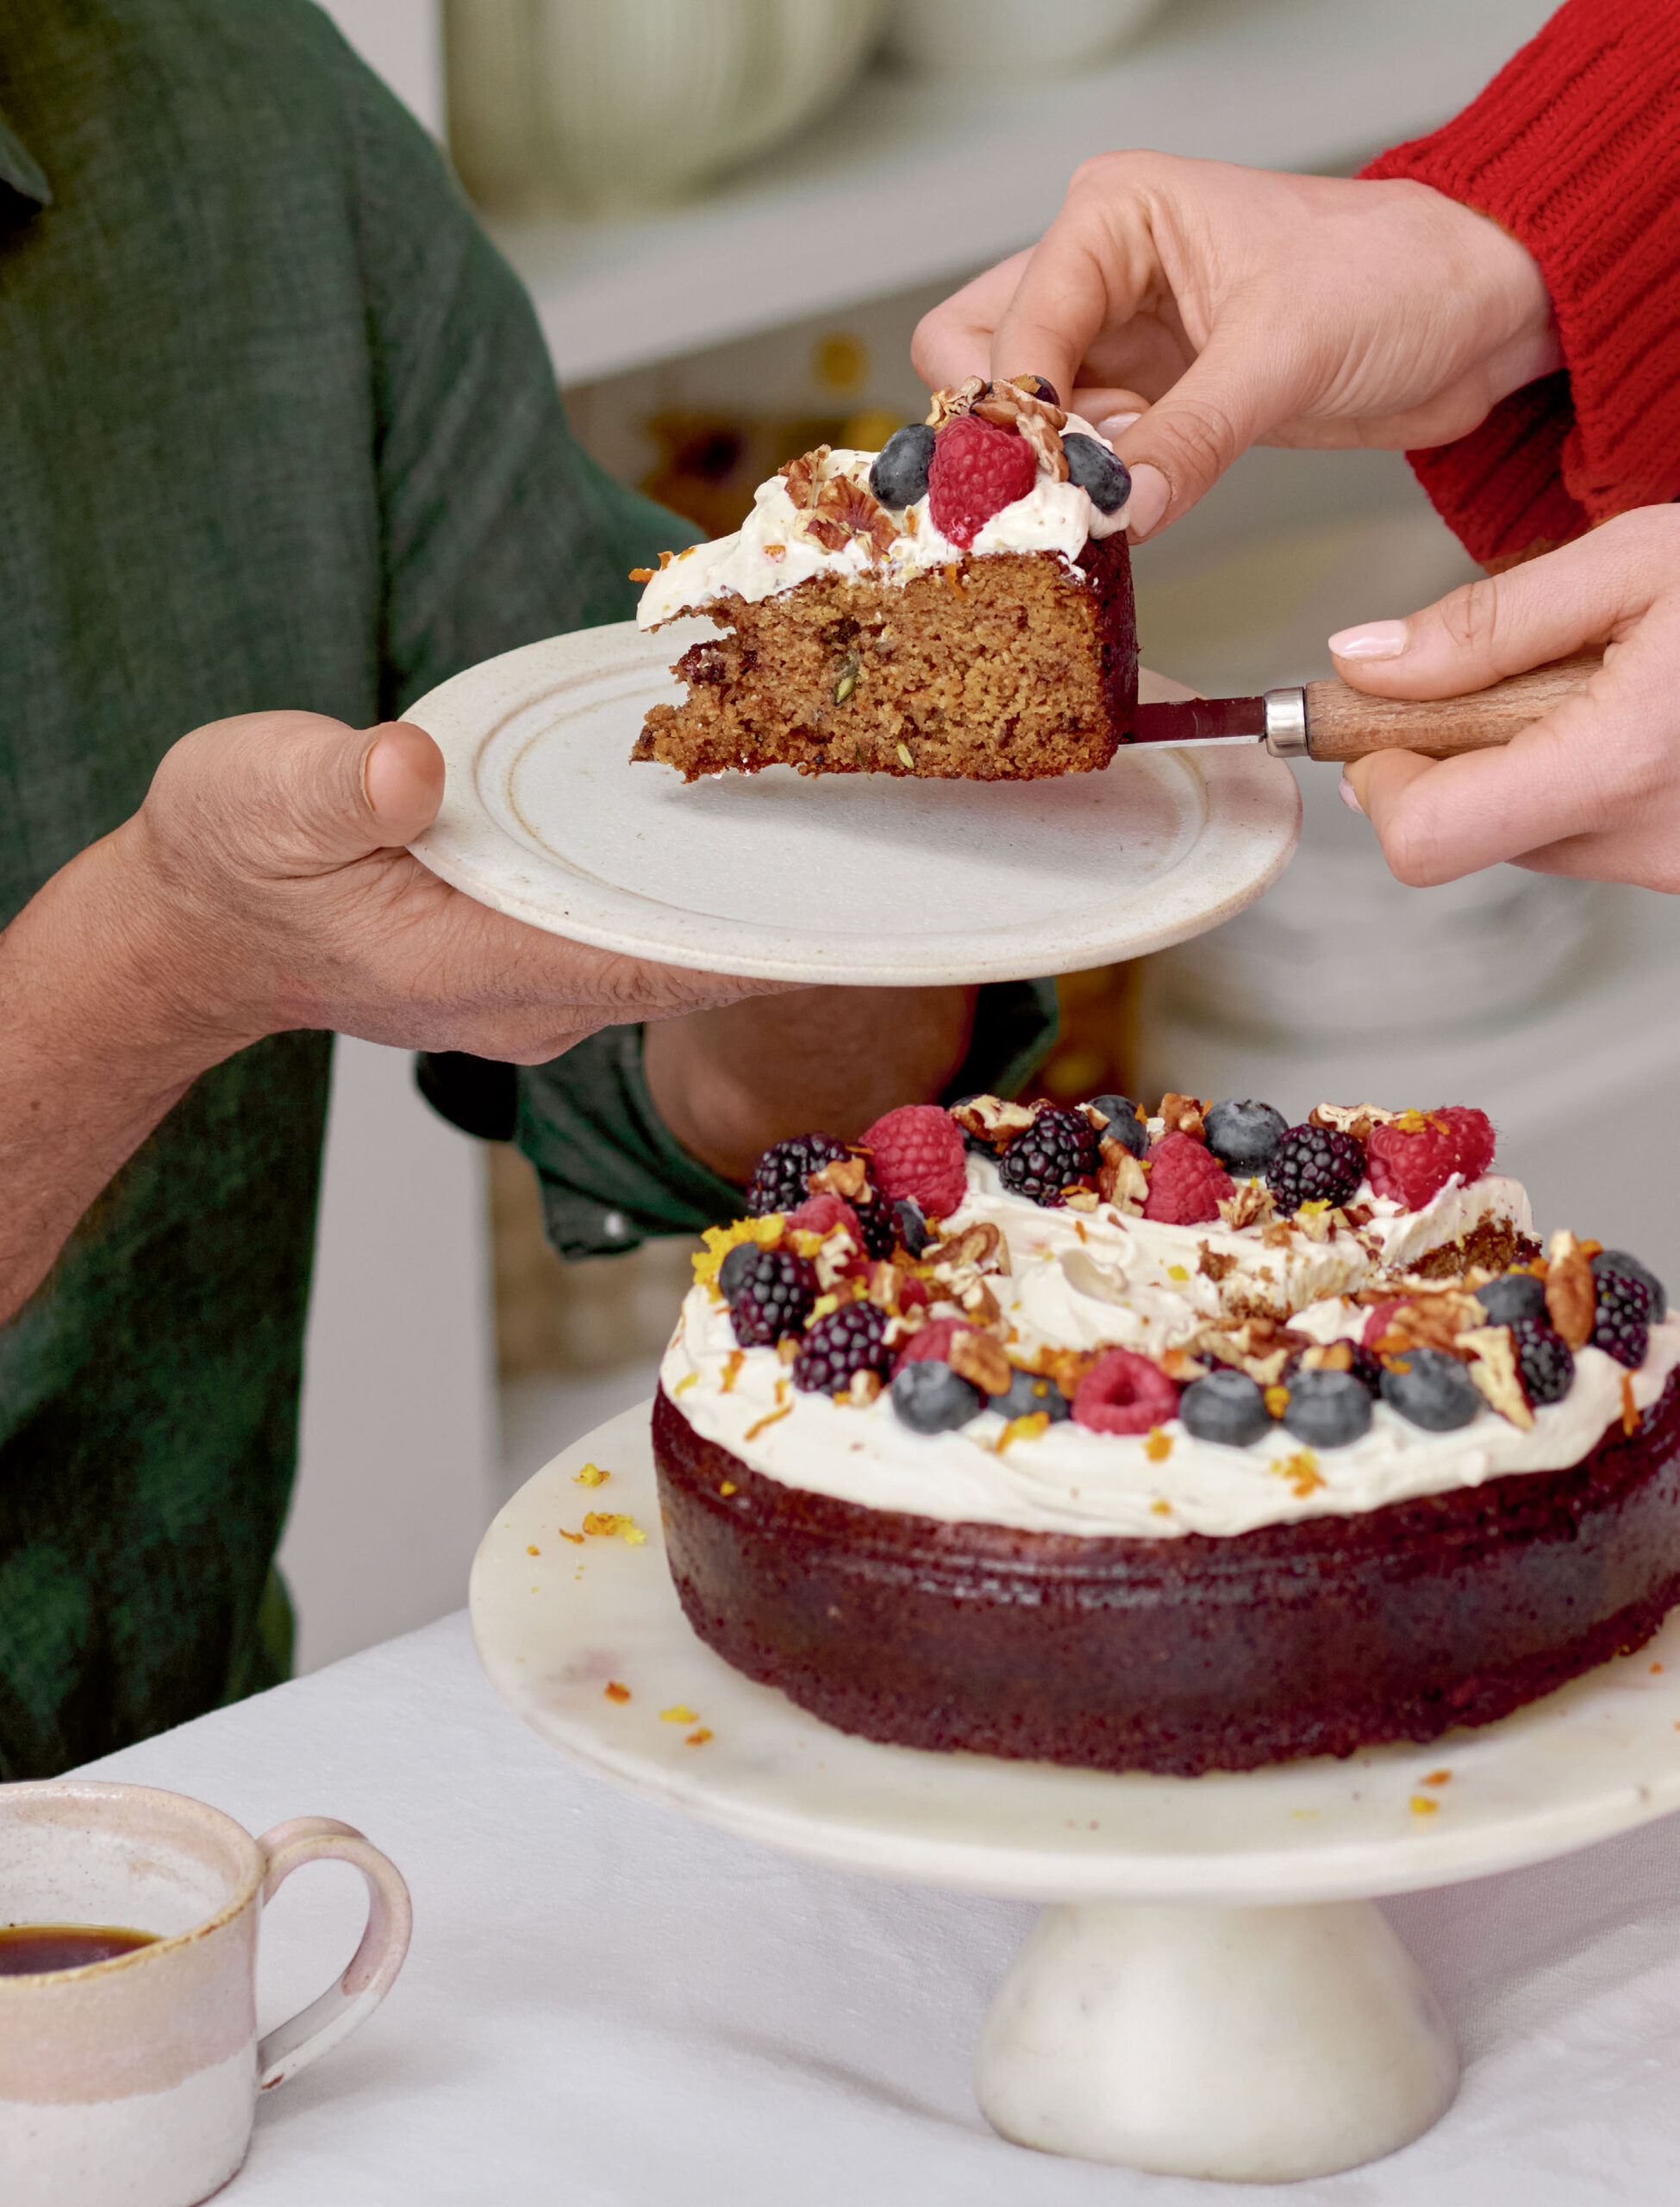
853, 1198, 898, 1260
717, 1241, 758, 1304
891, 1360, 984, 1434
994, 1368, 1072, 1423
1265, 1122, 1365, 1211
1476, 1270, 1548, 1325
1180, 1368, 1271, 1447
1509, 1317, 1573, 1406
1591, 1266, 1652, 1370
1282, 1368, 1372, 1448
1594, 1248, 1667, 1322
793, 1301, 891, 1394
998, 1107, 1099, 1206
745, 1132, 849, 1216
1205, 1099, 1287, 1178
895, 1197, 932, 1258
868, 424, 937, 509
1084, 1094, 1148, 1160
728, 1247, 818, 1347
1062, 432, 1131, 515
1380, 1347, 1480, 1432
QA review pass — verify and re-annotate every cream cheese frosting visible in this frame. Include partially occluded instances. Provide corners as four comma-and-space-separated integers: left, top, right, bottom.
635, 414, 1129, 630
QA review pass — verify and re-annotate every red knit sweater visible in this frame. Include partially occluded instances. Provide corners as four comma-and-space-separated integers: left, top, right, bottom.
1363, 0, 1680, 568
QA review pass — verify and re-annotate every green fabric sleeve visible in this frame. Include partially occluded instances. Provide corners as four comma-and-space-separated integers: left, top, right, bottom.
515, 978, 1060, 1259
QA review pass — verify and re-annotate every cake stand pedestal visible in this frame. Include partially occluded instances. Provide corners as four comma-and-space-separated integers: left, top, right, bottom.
471, 1406, 1680, 2184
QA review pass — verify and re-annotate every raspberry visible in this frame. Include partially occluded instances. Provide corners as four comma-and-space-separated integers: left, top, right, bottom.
1509, 1317, 1574, 1405
998, 1107, 1098, 1207
927, 414, 1037, 550
1365, 1106, 1495, 1210
784, 1193, 871, 1272
1362, 1300, 1405, 1351
1142, 1131, 1233, 1225
860, 1104, 968, 1219
728, 1247, 818, 1347
890, 1316, 978, 1378
1265, 1123, 1365, 1212
1071, 1349, 1181, 1435
792, 1301, 891, 1394
1591, 1266, 1652, 1369
746, 1132, 850, 1216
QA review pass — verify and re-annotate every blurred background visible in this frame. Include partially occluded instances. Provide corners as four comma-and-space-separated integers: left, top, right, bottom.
288, 0, 1680, 1669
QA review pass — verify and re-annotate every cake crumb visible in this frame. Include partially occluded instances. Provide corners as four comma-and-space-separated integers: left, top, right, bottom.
660, 1704, 697, 1723
1144, 1428, 1173, 1464
684, 1728, 714, 1747
604, 1681, 631, 1704
574, 1462, 610, 1486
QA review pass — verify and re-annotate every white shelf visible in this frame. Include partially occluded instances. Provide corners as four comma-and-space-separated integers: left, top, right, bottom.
490, 0, 1554, 387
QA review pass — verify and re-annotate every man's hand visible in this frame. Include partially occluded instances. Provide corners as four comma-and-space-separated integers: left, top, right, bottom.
914, 154, 1559, 539
1336, 509, 1680, 890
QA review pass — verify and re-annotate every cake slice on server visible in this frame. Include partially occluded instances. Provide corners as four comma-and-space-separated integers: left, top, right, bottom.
630, 376, 1138, 781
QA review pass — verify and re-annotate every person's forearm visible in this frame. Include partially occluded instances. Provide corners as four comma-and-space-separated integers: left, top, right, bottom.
643, 985, 977, 1186
0, 829, 226, 1321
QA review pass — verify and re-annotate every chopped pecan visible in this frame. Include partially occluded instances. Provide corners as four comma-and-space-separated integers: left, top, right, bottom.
1460, 1325, 1533, 1429
1096, 1140, 1148, 1213
1309, 1103, 1396, 1141
1159, 1091, 1207, 1142
951, 1094, 1036, 1148
1217, 1181, 1277, 1232
1302, 1341, 1356, 1373
925, 376, 987, 429
1065, 1188, 1100, 1212
846, 1368, 883, 1408
959, 1279, 1003, 1330
950, 1331, 1012, 1396
1544, 1232, 1596, 1348
927, 1220, 1005, 1276
809, 1156, 869, 1203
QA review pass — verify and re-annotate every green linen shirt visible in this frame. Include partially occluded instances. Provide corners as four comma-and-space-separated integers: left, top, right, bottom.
0, 2, 1055, 1779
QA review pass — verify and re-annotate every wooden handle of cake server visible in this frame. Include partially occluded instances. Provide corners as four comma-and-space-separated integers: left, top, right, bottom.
1302, 652, 1602, 763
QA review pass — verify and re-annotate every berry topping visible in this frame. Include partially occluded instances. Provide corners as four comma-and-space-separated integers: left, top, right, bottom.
717, 1241, 757, 1304
868, 423, 937, 509
1365, 1106, 1495, 1210
784, 1191, 877, 1273
745, 1132, 850, 1216
1282, 1369, 1373, 1448
1013, 374, 1060, 405
860, 1103, 968, 1219
998, 1106, 1099, 1206
853, 1199, 899, 1260
1380, 1347, 1481, 1432
727, 1247, 818, 1347
1072, 1349, 1181, 1436
1062, 432, 1132, 515
793, 1300, 891, 1394
1084, 1093, 1149, 1159
994, 1368, 1072, 1424
1285, 1343, 1385, 1397
894, 1197, 932, 1257
1593, 1249, 1667, 1323
890, 1316, 977, 1376
1204, 1099, 1287, 1178
1509, 1317, 1574, 1406
1142, 1131, 1234, 1225
1180, 1368, 1271, 1447
1476, 1271, 1549, 1326
1265, 1122, 1365, 1212
927, 413, 1038, 551
890, 1359, 984, 1434
1590, 1265, 1652, 1369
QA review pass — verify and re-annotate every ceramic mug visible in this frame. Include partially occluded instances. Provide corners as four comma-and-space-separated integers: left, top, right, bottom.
0, 1781, 412, 2207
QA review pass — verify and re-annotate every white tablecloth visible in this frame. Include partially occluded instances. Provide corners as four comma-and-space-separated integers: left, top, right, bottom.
81, 1612, 1680, 2205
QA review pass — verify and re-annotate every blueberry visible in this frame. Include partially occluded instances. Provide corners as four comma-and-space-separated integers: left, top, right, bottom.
895, 1197, 931, 1257
1063, 432, 1132, 516
1282, 1368, 1372, 1448
869, 424, 937, 509
891, 1360, 985, 1434
993, 1368, 1071, 1423
1593, 1250, 1667, 1323
1180, 1367, 1271, 1447
1204, 1099, 1287, 1178
718, 1241, 759, 1304
1475, 1270, 1548, 1325
1380, 1347, 1481, 1432
1085, 1094, 1148, 1160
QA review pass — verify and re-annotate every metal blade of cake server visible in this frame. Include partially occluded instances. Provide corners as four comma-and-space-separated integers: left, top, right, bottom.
1127, 697, 1268, 747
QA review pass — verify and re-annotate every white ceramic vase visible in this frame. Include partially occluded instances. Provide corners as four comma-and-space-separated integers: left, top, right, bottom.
445, 0, 890, 216
884, 0, 1167, 78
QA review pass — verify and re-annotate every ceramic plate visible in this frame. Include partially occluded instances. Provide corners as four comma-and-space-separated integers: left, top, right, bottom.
406, 621, 1300, 985
471, 1406, 1680, 1907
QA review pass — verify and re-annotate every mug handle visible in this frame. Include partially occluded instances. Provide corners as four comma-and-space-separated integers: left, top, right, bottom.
253, 1816, 413, 2091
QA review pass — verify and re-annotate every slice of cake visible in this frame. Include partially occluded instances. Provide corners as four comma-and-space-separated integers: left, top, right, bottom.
651, 1091, 1680, 1775
630, 376, 1137, 781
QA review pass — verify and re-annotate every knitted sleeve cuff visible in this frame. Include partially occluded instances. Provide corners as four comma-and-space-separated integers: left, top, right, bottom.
1363, 0, 1680, 566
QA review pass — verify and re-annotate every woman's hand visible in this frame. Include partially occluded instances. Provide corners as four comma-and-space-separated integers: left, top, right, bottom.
1336, 508, 1680, 891
914, 153, 1559, 539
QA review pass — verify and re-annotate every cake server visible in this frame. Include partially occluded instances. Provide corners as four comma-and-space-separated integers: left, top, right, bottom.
1128, 651, 1601, 761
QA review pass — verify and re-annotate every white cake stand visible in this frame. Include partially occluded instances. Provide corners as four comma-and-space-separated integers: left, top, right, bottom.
470, 1405, 1680, 2185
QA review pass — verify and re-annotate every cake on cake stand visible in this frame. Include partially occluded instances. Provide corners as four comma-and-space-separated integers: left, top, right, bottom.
471, 1405, 1680, 2185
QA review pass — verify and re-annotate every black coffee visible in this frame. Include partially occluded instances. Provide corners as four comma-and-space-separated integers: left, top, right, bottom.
0, 1923, 159, 1975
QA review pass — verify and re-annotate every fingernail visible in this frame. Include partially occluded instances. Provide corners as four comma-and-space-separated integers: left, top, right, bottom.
1095, 410, 1141, 441
1122, 463, 1171, 539
1339, 777, 1365, 815
1327, 619, 1409, 661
